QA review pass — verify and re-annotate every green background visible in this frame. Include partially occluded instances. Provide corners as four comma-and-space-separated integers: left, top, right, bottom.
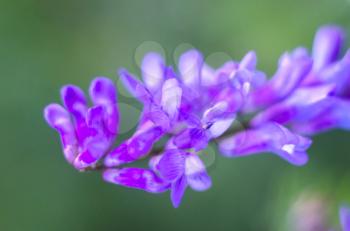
1, 0, 350, 230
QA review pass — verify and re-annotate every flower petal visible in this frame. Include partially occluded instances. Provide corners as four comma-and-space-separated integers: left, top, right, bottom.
317, 53, 350, 94
161, 78, 182, 120
119, 68, 152, 103
103, 168, 170, 193
85, 105, 104, 128
202, 101, 229, 124
149, 154, 163, 172
292, 97, 350, 134
141, 106, 171, 130
44, 103, 78, 163
73, 149, 98, 169
239, 50, 257, 70
251, 84, 335, 126
157, 149, 186, 182
73, 138, 111, 169
171, 176, 188, 208
200, 63, 216, 87
60, 85, 88, 122
219, 123, 312, 166
185, 154, 212, 191
312, 25, 345, 71
127, 126, 163, 157
207, 118, 235, 139
250, 50, 312, 107
89, 77, 119, 134
141, 52, 165, 93
73, 106, 114, 169
104, 126, 163, 167
173, 128, 209, 151
104, 143, 130, 167
178, 49, 203, 89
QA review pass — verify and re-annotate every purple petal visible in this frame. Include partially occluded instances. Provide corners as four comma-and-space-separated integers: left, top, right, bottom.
103, 168, 170, 193
89, 77, 119, 134
214, 61, 237, 86
104, 143, 130, 167
202, 101, 229, 124
274, 124, 311, 166
60, 85, 88, 122
73, 150, 98, 169
105, 125, 163, 167
141, 107, 171, 130
173, 128, 209, 151
60, 85, 90, 144
201, 101, 236, 138
185, 154, 212, 191
340, 206, 350, 231
286, 83, 336, 105
312, 25, 345, 71
292, 97, 350, 134
85, 105, 104, 127
239, 51, 257, 70
73, 106, 114, 169
251, 84, 335, 126
44, 104, 78, 163
89, 77, 116, 104
149, 154, 163, 172
160, 78, 182, 120
318, 55, 350, 83
118, 68, 152, 103
250, 50, 312, 107
317, 54, 350, 94
200, 63, 216, 87
181, 113, 202, 128
74, 137, 111, 169
274, 50, 312, 93
157, 149, 186, 182
141, 52, 165, 93
171, 176, 188, 208
219, 123, 312, 166
178, 49, 203, 89
127, 126, 163, 157
207, 118, 235, 138
211, 86, 244, 113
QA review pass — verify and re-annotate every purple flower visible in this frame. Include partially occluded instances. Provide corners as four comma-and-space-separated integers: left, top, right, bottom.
250, 25, 350, 135
247, 48, 312, 110
219, 123, 312, 166
44, 25, 350, 207
103, 168, 170, 193
104, 54, 183, 167
153, 150, 211, 207
44, 77, 119, 169
103, 149, 211, 208
305, 25, 345, 82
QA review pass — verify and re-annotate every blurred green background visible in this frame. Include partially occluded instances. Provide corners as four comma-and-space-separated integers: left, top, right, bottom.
1, 0, 350, 230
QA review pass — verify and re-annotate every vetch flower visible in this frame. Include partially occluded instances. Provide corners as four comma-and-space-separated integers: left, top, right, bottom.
250, 25, 350, 135
153, 149, 211, 207
43, 25, 350, 207
103, 149, 211, 208
44, 77, 119, 169
104, 54, 182, 167
247, 48, 312, 110
219, 123, 312, 166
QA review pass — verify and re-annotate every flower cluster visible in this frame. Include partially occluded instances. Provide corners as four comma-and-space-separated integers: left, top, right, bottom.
44, 25, 350, 207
